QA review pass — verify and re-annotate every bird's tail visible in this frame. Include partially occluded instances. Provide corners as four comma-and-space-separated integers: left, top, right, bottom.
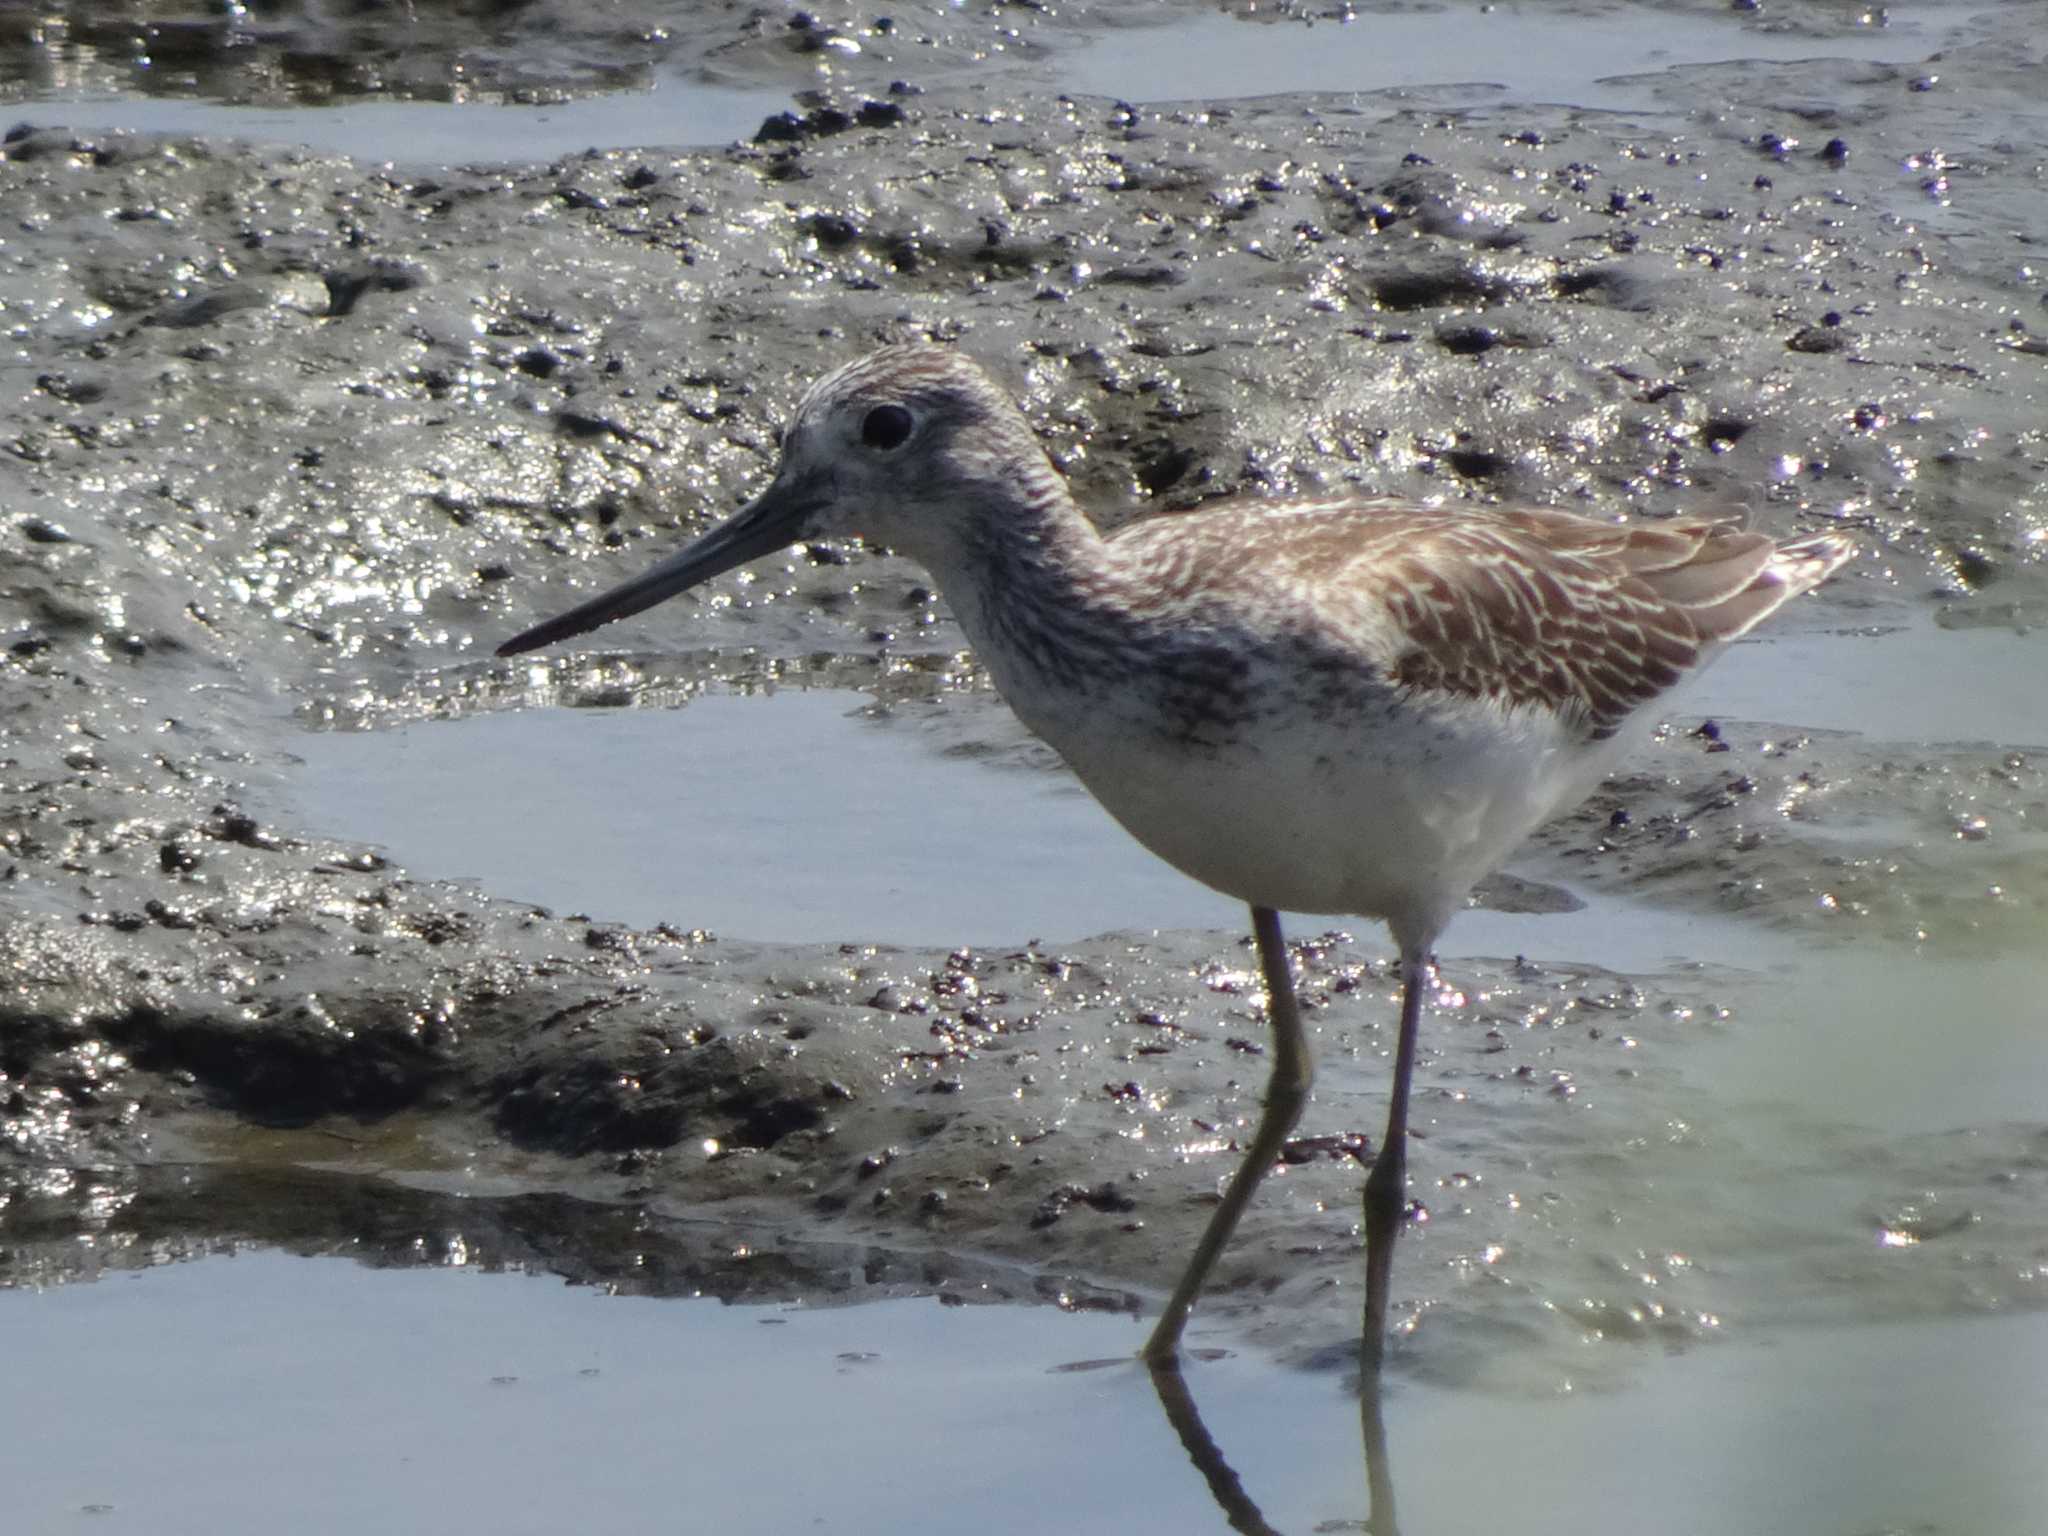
1768, 530, 1861, 598
1673, 527, 1857, 646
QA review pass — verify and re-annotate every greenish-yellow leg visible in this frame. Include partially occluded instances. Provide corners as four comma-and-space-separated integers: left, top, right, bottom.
1142, 904, 1312, 1367
1361, 948, 1427, 1378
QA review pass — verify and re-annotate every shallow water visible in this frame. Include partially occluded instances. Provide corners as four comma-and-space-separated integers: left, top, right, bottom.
282, 612, 2030, 948
5, 69, 789, 166
1058, 4, 1962, 111
7, 2, 1976, 163
8, 1250, 2044, 1534
289, 687, 1224, 946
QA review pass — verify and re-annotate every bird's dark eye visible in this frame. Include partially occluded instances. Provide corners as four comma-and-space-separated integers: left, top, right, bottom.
861, 404, 915, 451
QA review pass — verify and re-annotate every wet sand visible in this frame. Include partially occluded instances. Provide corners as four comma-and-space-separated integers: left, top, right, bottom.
3, 1, 2046, 1525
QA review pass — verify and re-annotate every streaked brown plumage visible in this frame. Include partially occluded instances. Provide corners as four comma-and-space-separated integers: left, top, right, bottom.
1111, 498, 1843, 737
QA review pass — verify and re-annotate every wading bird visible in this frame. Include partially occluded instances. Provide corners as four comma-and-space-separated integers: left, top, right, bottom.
499, 345, 1854, 1371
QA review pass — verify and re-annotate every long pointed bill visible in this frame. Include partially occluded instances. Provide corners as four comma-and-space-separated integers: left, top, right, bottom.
496, 480, 825, 657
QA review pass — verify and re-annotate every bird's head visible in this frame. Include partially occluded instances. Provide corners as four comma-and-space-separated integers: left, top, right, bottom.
497, 344, 1047, 657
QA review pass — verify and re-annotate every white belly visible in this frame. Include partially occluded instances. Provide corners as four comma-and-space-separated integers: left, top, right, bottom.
1031, 688, 1629, 953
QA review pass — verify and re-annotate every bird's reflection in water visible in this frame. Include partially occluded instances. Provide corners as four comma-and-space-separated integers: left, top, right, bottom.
1357, 1371, 1399, 1536
1146, 1348, 1400, 1536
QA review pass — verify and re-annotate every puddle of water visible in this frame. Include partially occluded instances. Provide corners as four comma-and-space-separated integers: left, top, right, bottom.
5, 1250, 2043, 1535
9, 69, 792, 164
1060, 4, 1959, 111
1384, 1308, 2048, 1536
9, 3, 1973, 165
285, 617, 2035, 956
284, 685, 1785, 966
1702, 948, 2048, 1134
287, 688, 1248, 947
1691, 617, 2047, 746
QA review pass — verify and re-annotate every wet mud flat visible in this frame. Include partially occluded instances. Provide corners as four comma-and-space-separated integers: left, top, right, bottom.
3, 0, 2046, 1388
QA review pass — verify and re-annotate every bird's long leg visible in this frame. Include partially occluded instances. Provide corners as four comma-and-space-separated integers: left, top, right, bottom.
1361, 945, 1429, 1378
1143, 905, 1314, 1368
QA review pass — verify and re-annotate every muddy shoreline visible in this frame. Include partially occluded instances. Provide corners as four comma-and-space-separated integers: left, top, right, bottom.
3, 0, 2043, 1378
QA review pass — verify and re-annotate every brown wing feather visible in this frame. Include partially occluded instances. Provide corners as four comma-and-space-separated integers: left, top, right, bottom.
1384, 513, 1853, 736
1114, 498, 1855, 741
1372, 520, 1695, 737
